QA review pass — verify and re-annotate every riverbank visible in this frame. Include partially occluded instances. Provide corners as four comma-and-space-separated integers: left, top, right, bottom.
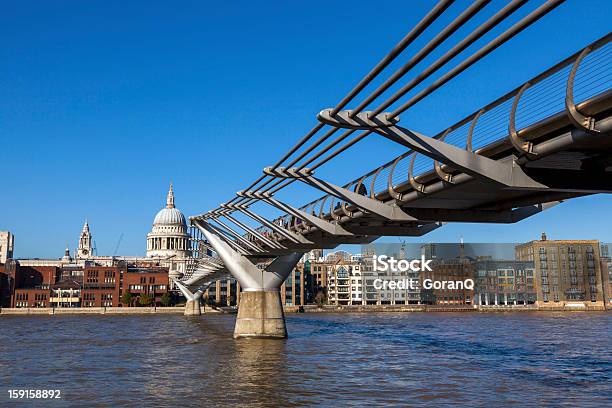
2, 303, 606, 316
285, 303, 608, 313
0, 306, 216, 315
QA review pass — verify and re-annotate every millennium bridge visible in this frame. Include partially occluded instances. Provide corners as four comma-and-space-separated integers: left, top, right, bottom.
174, 0, 612, 338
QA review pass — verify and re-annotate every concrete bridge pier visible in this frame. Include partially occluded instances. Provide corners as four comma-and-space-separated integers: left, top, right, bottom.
235, 289, 287, 339
184, 296, 203, 316
174, 280, 204, 316
195, 220, 302, 339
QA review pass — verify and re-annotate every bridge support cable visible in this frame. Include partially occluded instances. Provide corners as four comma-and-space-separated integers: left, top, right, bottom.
209, 217, 265, 253
258, 0, 530, 183
351, 0, 509, 116
215, 1, 460, 207
218, 211, 286, 250
261, 195, 354, 236
331, 0, 454, 116
383, 0, 567, 119
268, 0, 453, 173
199, 220, 253, 256
234, 205, 315, 244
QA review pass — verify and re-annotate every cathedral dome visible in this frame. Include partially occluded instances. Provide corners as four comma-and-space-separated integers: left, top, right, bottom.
154, 207, 186, 226
146, 183, 191, 260
152, 183, 186, 226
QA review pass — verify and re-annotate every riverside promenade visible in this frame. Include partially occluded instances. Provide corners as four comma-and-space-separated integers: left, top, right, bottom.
1, 303, 607, 315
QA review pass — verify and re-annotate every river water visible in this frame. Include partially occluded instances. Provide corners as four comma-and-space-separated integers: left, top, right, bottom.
0, 312, 610, 407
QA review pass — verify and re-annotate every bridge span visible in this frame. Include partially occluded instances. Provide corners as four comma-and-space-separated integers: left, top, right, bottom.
175, 0, 612, 338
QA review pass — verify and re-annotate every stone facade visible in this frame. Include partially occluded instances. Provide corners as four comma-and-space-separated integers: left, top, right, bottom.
516, 234, 605, 309
0, 231, 14, 264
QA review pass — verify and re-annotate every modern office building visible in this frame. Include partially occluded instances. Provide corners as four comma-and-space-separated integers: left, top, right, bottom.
204, 278, 239, 306
280, 264, 309, 306
516, 233, 605, 308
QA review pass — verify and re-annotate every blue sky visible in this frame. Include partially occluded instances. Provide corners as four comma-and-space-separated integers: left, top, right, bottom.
1, 0, 611, 258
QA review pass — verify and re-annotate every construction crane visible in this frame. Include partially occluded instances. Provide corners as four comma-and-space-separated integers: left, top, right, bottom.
113, 233, 124, 256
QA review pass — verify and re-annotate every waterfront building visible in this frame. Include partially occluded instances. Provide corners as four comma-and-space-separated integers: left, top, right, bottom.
516, 233, 605, 309
0, 231, 14, 264
361, 256, 420, 305
0, 262, 7, 306
419, 259, 475, 305
50, 280, 81, 308
474, 259, 536, 306
11, 264, 60, 308
326, 257, 364, 306
308, 258, 330, 298
8, 261, 170, 308
82, 266, 122, 307
122, 266, 169, 306
600, 244, 612, 309
280, 264, 307, 306
204, 278, 239, 306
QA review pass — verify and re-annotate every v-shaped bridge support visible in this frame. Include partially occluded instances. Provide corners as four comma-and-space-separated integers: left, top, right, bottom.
193, 219, 304, 338
174, 279, 208, 316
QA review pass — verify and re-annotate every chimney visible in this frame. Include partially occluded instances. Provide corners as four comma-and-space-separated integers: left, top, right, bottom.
541, 232, 547, 241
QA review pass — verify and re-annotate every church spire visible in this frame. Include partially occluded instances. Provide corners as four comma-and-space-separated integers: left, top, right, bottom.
166, 183, 175, 208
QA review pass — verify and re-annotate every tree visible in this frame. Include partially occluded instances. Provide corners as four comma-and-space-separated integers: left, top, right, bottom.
121, 292, 133, 307
314, 291, 327, 308
160, 292, 172, 307
138, 293, 153, 307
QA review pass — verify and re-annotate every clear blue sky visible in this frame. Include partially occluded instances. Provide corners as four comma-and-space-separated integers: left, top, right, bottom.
2, 0, 611, 258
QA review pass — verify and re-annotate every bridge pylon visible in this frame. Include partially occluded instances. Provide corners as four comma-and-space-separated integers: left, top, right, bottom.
194, 219, 303, 339
174, 279, 206, 316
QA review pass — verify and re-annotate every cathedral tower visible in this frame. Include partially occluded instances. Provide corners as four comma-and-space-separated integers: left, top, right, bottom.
77, 220, 93, 258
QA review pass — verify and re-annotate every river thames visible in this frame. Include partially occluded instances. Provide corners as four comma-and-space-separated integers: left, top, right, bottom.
0, 312, 610, 407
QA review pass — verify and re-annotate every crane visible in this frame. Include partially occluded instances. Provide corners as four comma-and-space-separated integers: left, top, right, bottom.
113, 233, 124, 256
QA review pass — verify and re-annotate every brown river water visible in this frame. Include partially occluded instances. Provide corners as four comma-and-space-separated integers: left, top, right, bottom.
0, 312, 610, 407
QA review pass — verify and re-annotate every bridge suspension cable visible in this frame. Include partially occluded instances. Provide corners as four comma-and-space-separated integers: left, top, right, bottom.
222, 0, 566, 215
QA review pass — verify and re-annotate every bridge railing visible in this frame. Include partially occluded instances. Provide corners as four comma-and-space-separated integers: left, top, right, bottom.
298, 35, 611, 221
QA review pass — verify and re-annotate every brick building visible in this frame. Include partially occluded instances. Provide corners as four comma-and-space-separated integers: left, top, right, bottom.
516, 234, 605, 308
122, 266, 169, 306
7, 260, 170, 308
82, 266, 123, 307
